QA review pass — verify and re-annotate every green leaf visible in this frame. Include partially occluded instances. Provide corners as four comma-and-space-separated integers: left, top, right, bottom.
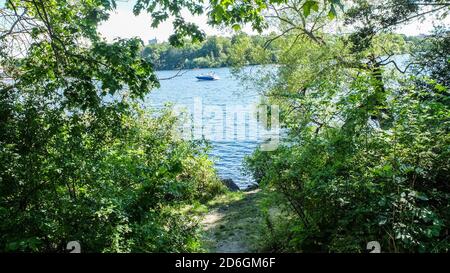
232, 24, 241, 31
303, 1, 319, 18
328, 5, 337, 20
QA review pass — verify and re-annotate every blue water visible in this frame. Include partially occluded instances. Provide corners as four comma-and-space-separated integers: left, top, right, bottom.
144, 56, 412, 189
146, 67, 264, 189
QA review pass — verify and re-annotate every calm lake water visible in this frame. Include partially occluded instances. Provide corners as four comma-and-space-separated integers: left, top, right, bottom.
145, 56, 410, 189
146, 67, 265, 189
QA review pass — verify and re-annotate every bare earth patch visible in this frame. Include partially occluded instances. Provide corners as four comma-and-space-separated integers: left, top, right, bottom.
200, 190, 263, 253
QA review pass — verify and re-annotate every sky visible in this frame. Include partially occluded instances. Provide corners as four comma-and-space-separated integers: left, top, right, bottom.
97, 0, 450, 44
97, 0, 258, 43
1, 0, 448, 44
98, 2, 218, 43
97, 2, 271, 43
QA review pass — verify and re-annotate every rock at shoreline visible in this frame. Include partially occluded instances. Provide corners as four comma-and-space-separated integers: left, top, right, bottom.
221, 179, 259, 192
221, 179, 240, 192
244, 184, 259, 192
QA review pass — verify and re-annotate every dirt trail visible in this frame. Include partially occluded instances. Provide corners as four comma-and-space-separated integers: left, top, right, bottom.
201, 189, 262, 253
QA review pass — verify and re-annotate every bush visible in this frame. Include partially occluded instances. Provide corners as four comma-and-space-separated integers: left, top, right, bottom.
244, 33, 450, 253
247, 75, 449, 253
0, 0, 225, 253
0, 104, 224, 252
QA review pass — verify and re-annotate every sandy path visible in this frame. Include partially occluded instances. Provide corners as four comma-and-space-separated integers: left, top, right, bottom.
201, 190, 261, 253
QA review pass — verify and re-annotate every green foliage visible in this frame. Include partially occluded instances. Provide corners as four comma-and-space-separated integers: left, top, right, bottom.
244, 5, 449, 252
247, 78, 450, 252
142, 34, 275, 70
0, 93, 224, 252
0, 0, 224, 252
208, 0, 343, 32
132, 0, 343, 46
134, 0, 205, 46
1, 0, 448, 254
344, 0, 449, 54
412, 28, 450, 87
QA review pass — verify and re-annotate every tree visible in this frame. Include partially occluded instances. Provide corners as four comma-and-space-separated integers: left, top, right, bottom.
244, 0, 449, 252
0, 0, 224, 252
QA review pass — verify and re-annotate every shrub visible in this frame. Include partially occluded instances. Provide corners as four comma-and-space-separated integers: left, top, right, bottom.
0, 103, 224, 252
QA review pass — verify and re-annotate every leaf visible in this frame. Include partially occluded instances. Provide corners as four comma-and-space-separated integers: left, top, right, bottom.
328, 5, 337, 20
303, 1, 319, 18
409, 191, 429, 201
378, 217, 387, 225
232, 24, 241, 31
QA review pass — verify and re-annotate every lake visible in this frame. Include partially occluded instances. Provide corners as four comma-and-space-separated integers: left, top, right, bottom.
146, 67, 267, 189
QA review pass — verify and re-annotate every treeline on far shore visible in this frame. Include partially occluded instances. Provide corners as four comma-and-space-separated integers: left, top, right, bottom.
142, 33, 275, 70
141, 32, 427, 71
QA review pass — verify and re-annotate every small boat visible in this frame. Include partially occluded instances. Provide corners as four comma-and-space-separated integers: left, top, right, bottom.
196, 72, 219, 81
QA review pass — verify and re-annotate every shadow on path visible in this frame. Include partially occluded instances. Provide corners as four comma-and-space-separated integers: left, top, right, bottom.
201, 190, 263, 253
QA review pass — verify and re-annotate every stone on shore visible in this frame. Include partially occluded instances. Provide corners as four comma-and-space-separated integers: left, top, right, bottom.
244, 183, 259, 192
221, 179, 240, 191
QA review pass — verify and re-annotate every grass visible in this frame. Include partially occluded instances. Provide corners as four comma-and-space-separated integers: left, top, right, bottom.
198, 189, 266, 253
